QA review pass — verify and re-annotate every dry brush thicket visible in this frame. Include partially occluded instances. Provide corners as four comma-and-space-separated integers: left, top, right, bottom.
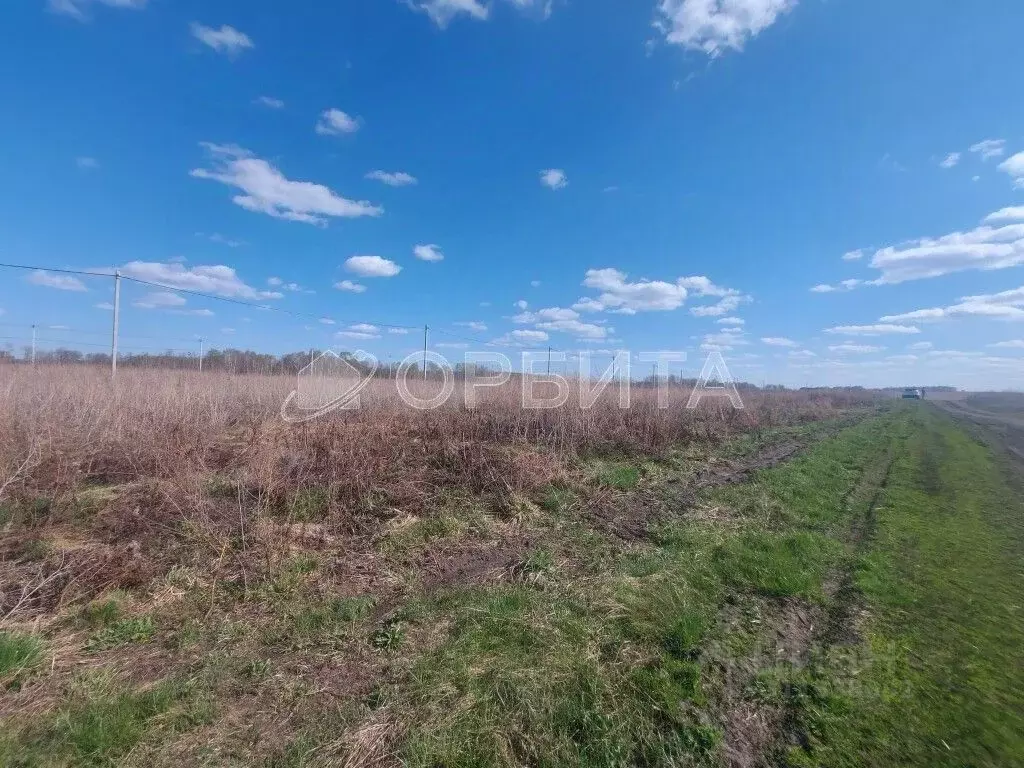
0, 364, 874, 620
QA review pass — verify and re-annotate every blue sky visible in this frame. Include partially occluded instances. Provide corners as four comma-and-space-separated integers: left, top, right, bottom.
2, 0, 1024, 388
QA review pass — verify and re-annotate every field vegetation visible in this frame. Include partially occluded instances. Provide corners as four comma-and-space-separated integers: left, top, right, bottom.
1, 366, 1021, 767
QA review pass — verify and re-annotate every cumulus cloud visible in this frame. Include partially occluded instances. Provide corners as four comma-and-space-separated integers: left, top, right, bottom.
984, 206, 1024, 223
49, 0, 146, 21
810, 284, 836, 293
511, 305, 608, 340
989, 340, 1024, 349
132, 291, 186, 309
413, 244, 444, 262
576, 268, 745, 314
537, 318, 607, 339
880, 285, 1024, 323
190, 23, 254, 57
345, 255, 401, 278
828, 344, 884, 354
970, 139, 1006, 161
939, 152, 961, 169
998, 152, 1024, 188
191, 143, 382, 225
865, 210, 1024, 284
842, 249, 864, 261
540, 169, 568, 190
493, 328, 551, 346
315, 109, 360, 135
511, 329, 548, 343
410, 0, 549, 28
761, 337, 798, 347
365, 170, 417, 186
336, 323, 381, 339
654, 0, 797, 56
717, 317, 744, 326
825, 324, 919, 336
254, 96, 284, 109
116, 261, 280, 300
455, 321, 488, 332
334, 280, 366, 293
26, 270, 87, 292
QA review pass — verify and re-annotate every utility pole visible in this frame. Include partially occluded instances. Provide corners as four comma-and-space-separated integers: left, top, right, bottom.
547, 346, 552, 376
30, 324, 36, 367
110, 270, 121, 380
422, 324, 429, 380
198, 338, 204, 372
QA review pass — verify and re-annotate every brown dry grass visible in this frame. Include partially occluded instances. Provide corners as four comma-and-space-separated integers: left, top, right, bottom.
0, 364, 872, 618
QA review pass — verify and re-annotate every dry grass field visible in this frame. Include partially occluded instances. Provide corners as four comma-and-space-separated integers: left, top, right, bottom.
3, 366, 1022, 768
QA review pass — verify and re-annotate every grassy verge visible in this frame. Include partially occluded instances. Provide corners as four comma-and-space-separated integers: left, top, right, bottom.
5, 406, 1021, 766
778, 406, 1024, 767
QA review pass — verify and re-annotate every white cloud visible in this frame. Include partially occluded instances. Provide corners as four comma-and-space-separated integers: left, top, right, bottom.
334, 280, 367, 293
989, 340, 1024, 349
531, 280, 541, 287
537, 319, 607, 340
133, 291, 186, 309
998, 152, 1024, 188
345, 255, 401, 278
825, 324, 919, 336
866, 211, 1024, 284
511, 329, 548, 343
811, 278, 863, 293
413, 0, 489, 26
516, 307, 608, 339
938, 152, 961, 169
540, 169, 568, 190
410, 0, 548, 27
191, 143, 382, 225
26, 270, 87, 292
880, 285, 1024, 323
515, 300, 528, 310
389, 328, 410, 335
76, 156, 99, 170
970, 139, 1006, 161
455, 321, 488, 332
579, 267, 745, 314
413, 244, 444, 262
95, 302, 114, 311
267, 277, 283, 286
842, 249, 864, 261
254, 96, 284, 109
190, 23, 254, 57
336, 323, 381, 340
49, 0, 146, 21
984, 206, 1024, 223
690, 294, 747, 317
654, 0, 797, 57
205, 233, 243, 247
788, 349, 816, 359
494, 328, 551, 346
316, 109, 360, 136
908, 341, 933, 351
319, 318, 336, 325
717, 316, 744, 326
761, 337, 798, 347
172, 308, 215, 317
366, 170, 417, 187
117, 261, 280, 300
828, 343, 884, 354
